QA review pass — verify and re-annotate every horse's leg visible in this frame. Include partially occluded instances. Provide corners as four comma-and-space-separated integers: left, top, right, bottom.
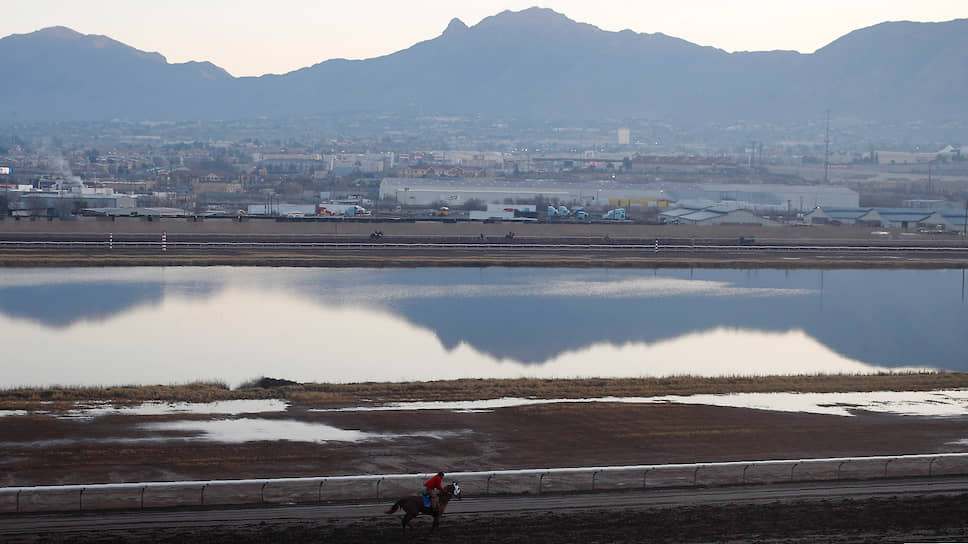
401, 512, 414, 536
430, 500, 448, 533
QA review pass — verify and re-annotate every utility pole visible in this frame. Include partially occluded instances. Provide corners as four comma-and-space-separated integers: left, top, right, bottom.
823, 109, 830, 184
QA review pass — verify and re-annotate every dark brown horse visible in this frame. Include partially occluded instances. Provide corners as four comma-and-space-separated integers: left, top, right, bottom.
384, 482, 461, 534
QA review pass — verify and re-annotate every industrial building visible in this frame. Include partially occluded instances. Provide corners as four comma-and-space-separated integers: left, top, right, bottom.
468, 204, 537, 221
380, 178, 858, 212
804, 206, 967, 231
659, 206, 781, 226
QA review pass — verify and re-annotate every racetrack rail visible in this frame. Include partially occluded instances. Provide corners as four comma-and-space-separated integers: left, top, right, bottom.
2, 453, 966, 514
1, 230, 967, 268
1, 476, 965, 542
2, 239, 968, 259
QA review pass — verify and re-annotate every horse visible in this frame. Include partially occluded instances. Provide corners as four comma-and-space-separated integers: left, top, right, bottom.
384, 482, 461, 535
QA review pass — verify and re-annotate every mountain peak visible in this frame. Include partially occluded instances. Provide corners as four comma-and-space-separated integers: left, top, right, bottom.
508, 6, 572, 22
443, 17, 468, 36
0, 11, 965, 122
4, 25, 169, 63
480, 7, 577, 29
33, 26, 84, 39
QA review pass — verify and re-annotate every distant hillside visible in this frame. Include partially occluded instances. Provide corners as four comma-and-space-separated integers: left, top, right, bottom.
1, 9, 966, 122
0, 26, 232, 121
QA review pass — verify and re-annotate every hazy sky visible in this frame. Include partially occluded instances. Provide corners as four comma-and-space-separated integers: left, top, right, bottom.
3, 1, 965, 77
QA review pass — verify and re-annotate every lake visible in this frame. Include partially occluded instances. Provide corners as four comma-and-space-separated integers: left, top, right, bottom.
0, 267, 965, 388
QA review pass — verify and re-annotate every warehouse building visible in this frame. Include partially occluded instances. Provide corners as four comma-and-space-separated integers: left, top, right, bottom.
380, 178, 858, 212
659, 206, 781, 226
804, 207, 962, 231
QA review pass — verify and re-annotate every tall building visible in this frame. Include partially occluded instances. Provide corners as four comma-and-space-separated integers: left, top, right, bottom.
617, 128, 631, 145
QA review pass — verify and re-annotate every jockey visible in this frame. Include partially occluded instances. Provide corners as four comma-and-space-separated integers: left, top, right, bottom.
421, 472, 445, 512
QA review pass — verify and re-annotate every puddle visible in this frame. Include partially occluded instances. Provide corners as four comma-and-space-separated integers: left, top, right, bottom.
314, 390, 968, 418
6, 391, 966, 421
141, 418, 371, 443
60, 399, 289, 419
139, 418, 461, 444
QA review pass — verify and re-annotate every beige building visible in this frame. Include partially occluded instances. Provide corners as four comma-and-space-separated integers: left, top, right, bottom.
617, 128, 631, 145
877, 146, 961, 165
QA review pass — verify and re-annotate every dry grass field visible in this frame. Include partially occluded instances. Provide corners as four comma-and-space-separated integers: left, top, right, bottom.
1, 374, 966, 489
2, 373, 967, 407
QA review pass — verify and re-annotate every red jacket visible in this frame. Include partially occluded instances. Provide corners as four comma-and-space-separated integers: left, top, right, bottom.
423, 474, 445, 492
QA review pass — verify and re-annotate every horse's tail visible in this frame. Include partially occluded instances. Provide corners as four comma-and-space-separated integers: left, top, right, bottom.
384, 499, 403, 514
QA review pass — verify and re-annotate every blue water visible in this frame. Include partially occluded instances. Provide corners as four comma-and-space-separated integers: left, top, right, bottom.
0, 267, 965, 387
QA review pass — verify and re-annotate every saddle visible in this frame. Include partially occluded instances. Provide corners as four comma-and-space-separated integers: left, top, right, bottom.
422, 494, 432, 508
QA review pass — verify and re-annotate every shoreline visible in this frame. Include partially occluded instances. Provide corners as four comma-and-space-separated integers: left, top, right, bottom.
3, 373, 966, 406
2, 250, 967, 269
3, 221, 968, 269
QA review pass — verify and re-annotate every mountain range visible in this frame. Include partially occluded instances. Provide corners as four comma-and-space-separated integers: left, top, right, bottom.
1, 7, 966, 123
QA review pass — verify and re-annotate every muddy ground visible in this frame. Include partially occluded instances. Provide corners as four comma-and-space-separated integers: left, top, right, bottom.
3, 382, 968, 542
3, 402, 967, 486
27, 494, 968, 543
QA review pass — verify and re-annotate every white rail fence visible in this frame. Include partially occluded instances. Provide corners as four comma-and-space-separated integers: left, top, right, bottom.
1, 240, 967, 253
2, 453, 967, 514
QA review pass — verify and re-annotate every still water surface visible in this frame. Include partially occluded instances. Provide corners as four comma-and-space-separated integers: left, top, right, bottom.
0, 267, 965, 388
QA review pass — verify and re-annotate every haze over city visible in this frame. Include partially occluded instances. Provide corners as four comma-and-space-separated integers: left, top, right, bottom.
3, 0, 965, 76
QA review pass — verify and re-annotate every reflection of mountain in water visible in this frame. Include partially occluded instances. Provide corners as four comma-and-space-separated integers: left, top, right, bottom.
390, 296, 792, 364
0, 269, 963, 372
0, 282, 216, 328
388, 274, 966, 372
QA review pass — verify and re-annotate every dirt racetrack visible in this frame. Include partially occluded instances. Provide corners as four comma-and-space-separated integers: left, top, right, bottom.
5, 378, 968, 542
2, 216, 968, 268
0, 214, 962, 241
16, 492, 968, 543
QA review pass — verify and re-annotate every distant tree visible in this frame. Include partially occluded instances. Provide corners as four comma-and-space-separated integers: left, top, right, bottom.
138, 195, 161, 207
461, 198, 486, 211
533, 195, 549, 211
28, 198, 47, 215
280, 182, 303, 197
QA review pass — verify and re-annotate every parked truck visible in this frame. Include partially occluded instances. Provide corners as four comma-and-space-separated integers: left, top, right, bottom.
602, 208, 627, 220
317, 204, 369, 216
